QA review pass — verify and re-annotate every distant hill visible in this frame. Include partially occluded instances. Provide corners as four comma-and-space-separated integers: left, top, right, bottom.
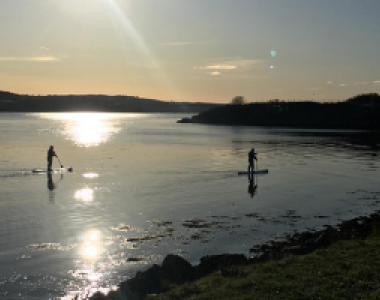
0, 90, 18, 98
0, 91, 221, 113
178, 93, 380, 130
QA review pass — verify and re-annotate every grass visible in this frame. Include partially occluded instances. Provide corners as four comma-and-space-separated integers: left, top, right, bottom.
150, 232, 380, 300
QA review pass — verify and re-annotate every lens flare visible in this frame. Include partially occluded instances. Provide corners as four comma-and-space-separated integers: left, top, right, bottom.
103, 0, 179, 100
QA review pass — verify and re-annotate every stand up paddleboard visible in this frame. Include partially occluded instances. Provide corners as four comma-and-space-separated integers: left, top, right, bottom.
32, 167, 73, 174
238, 169, 269, 175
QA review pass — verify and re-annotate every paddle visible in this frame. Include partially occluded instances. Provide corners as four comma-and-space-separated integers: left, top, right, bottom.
57, 157, 73, 172
57, 156, 64, 168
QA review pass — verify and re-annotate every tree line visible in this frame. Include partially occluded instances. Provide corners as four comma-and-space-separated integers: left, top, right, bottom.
179, 93, 380, 130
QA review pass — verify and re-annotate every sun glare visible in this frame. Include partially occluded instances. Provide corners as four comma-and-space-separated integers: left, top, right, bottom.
64, 113, 120, 147
74, 188, 94, 202
36, 113, 121, 147
81, 230, 102, 259
85, 245, 98, 258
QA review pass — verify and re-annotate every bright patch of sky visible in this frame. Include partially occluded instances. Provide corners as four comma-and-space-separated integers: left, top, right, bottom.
0, 0, 379, 103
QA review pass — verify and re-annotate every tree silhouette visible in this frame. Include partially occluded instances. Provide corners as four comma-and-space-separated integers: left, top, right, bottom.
231, 96, 246, 105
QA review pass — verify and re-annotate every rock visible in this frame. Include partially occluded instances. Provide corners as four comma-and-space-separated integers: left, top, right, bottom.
313, 226, 338, 248
161, 254, 193, 284
119, 264, 162, 300
106, 291, 124, 300
114, 253, 250, 299
90, 292, 108, 300
116, 254, 194, 300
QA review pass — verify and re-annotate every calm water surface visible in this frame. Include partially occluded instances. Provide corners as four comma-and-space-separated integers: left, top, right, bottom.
0, 112, 379, 299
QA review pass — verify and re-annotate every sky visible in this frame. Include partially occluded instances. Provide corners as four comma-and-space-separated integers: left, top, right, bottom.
1, 0, 380, 103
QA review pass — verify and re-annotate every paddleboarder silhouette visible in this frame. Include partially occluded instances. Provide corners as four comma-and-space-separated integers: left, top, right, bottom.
248, 148, 258, 174
47, 145, 58, 171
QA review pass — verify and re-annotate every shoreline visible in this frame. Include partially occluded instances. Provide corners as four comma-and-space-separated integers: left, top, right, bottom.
89, 210, 380, 300
177, 94, 380, 130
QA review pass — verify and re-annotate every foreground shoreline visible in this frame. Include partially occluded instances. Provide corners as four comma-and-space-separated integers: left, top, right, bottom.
89, 210, 380, 300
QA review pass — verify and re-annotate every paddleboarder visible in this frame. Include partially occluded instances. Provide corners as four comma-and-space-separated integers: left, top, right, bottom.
248, 148, 258, 174
47, 145, 58, 171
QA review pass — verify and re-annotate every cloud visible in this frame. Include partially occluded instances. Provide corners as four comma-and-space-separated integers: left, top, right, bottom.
219, 58, 264, 68
196, 65, 236, 70
0, 56, 59, 62
327, 81, 333, 85
373, 80, 380, 86
160, 41, 205, 46
210, 72, 221, 76
194, 58, 264, 72
339, 83, 349, 87
354, 81, 368, 85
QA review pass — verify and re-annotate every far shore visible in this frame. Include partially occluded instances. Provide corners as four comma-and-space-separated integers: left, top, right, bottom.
178, 93, 380, 130
0, 90, 221, 114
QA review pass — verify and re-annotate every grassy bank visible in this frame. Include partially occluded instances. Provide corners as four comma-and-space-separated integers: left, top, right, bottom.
151, 231, 380, 300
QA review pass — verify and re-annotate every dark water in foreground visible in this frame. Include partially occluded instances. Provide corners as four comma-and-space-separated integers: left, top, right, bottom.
0, 113, 379, 299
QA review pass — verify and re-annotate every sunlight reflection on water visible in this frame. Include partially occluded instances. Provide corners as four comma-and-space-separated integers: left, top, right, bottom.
83, 173, 99, 178
61, 230, 113, 300
74, 188, 94, 202
34, 113, 126, 147
83, 230, 101, 259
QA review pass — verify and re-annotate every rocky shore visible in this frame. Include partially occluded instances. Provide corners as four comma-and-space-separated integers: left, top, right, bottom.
90, 210, 380, 300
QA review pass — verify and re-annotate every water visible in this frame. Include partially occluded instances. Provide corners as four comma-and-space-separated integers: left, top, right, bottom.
0, 112, 379, 299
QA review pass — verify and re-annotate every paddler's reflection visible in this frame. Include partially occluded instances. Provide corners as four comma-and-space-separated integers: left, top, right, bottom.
47, 173, 55, 191
248, 174, 258, 198
47, 172, 64, 202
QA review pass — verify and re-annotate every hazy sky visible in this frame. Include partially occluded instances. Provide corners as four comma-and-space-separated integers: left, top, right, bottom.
1, 0, 380, 103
